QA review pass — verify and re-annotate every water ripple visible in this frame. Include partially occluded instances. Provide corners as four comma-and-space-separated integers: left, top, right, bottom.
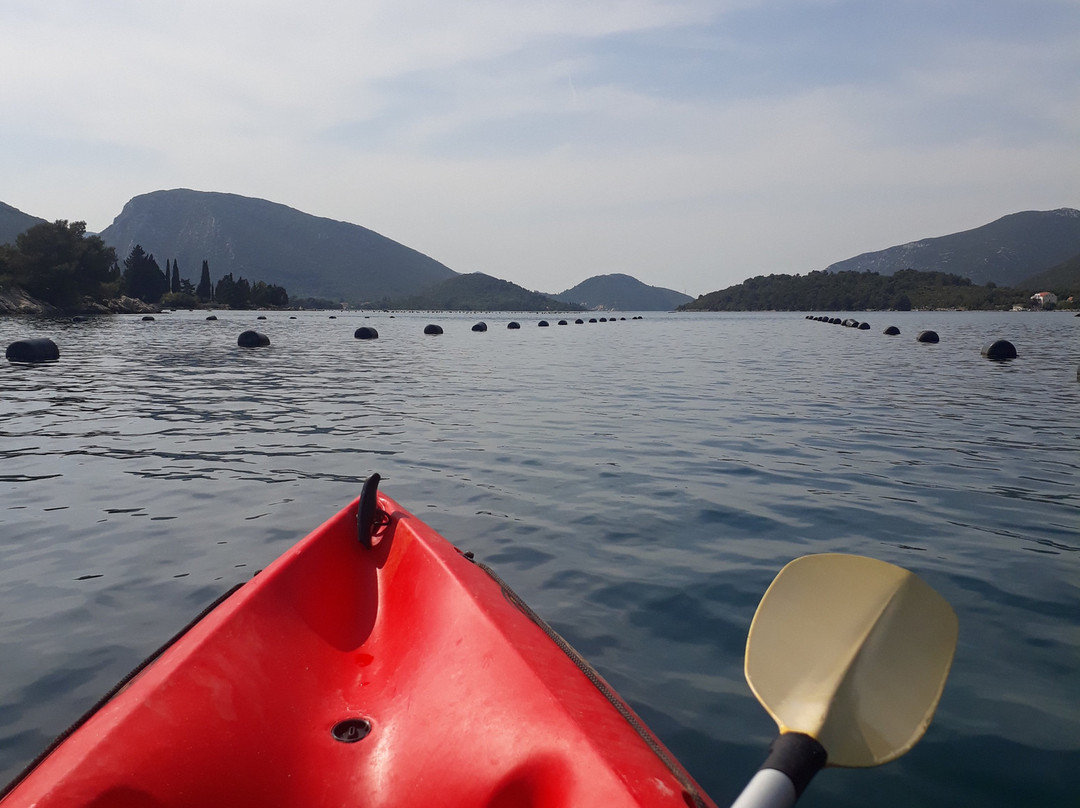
1, 310, 1077, 806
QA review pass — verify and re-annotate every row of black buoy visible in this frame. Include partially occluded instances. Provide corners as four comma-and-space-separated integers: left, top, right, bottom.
806, 315, 1019, 360
6, 316, 644, 361
389, 316, 645, 340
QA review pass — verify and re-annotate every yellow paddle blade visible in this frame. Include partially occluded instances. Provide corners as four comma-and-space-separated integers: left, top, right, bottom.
745, 554, 958, 768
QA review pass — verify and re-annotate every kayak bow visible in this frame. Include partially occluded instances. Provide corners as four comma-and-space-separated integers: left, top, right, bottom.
2, 475, 717, 808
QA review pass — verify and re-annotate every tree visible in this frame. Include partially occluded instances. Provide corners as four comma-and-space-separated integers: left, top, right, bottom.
7, 220, 118, 307
250, 280, 289, 307
121, 245, 169, 303
196, 260, 213, 301
170, 260, 181, 294
215, 273, 251, 308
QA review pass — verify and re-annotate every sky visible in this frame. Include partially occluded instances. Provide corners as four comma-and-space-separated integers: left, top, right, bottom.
2, 0, 1078, 296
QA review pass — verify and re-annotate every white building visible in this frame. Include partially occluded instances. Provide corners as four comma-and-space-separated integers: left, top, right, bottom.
1030, 291, 1058, 308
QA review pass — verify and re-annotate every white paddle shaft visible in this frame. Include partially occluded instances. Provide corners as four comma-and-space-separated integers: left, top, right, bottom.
729, 769, 797, 808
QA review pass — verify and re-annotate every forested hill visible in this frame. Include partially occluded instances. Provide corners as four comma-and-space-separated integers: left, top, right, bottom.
1020, 251, 1080, 292
553, 273, 692, 310
390, 273, 584, 311
824, 208, 1080, 286
100, 189, 458, 304
678, 269, 1061, 312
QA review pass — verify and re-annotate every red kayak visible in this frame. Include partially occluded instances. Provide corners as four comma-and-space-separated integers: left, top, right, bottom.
2, 475, 717, 807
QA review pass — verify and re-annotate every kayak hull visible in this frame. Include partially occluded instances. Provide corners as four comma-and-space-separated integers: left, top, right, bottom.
3, 489, 717, 807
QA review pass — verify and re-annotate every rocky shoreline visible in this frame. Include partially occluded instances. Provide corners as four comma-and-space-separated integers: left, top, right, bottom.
0, 288, 160, 316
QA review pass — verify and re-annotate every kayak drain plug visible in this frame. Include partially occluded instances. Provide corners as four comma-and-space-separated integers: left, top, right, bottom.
331, 719, 372, 743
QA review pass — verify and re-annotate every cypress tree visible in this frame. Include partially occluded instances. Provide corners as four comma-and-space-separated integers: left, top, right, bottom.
196, 260, 213, 301
170, 260, 181, 294
121, 245, 167, 303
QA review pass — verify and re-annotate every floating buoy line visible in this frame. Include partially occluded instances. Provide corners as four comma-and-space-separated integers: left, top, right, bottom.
3, 313, 1044, 371
805, 314, 1028, 362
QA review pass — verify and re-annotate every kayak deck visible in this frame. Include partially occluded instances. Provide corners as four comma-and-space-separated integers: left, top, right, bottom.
3, 484, 717, 807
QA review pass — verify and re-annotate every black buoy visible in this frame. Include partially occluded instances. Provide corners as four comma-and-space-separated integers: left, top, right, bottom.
329, 315, 337, 319
538, 320, 549, 327
883, 326, 900, 335
507, 321, 520, 329
6, 337, 59, 363
423, 324, 443, 335
72, 316, 87, 323
599, 317, 607, 322
858, 322, 870, 330
558, 320, 568, 325
238, 330, 270, 347
206, 315, 218, 321
289, 315, 297, 319
575, 319, 584, 324
142, 315, 155, 321
354, 326, 379, 340
917, 330, 939, 343
257, 315, 267, 320
830, 318, 842, 324
471, 322, 487, 332
981, 339, 1017, 360
589, 318, 598, 323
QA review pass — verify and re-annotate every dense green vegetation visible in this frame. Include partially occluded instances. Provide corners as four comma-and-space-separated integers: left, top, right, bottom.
1, 220, 289, 312
679, 269, 1073, 312
390, 273, 586, 311
0, 220, 120, 308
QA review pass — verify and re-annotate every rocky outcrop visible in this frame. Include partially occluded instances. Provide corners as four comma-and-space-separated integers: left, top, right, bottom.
0, 288, 160, 316
85, 296, 161, 315
0, 287, 62, 315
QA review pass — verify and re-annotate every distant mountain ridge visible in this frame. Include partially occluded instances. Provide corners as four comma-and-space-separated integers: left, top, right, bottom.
99, 189, 458, 303
0, 202, 47, 247
825, 208, 1080, 287
553, 273, 693, 310
391, 273, 584, 311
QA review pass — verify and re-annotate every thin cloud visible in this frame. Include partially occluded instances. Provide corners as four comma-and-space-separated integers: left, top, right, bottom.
0, 0, 1076, 295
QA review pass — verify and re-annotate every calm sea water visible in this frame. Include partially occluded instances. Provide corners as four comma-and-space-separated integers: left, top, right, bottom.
1, 309, 1077, 806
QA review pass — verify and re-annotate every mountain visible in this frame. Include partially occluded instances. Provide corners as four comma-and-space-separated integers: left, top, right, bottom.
1019, 251, 1080, 293
0, 202, 47, 246
99, 189, 458, 303
391, 273, 584, 311
824, 208, 1080, 287
553, 273, 693, 310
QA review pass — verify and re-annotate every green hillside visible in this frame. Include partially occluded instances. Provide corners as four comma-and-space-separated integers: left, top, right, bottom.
680, 269, 1036, 312
824, 208, 1080, 286
553, 273, 693, 310
391, 273, 585, 311
1018, 252, 1080, 295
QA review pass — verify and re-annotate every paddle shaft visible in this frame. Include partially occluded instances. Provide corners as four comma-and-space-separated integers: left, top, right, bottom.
730, 733, 826, 808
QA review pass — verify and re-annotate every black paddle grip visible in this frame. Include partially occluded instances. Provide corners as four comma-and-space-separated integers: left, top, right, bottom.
760, 732, 827, 798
